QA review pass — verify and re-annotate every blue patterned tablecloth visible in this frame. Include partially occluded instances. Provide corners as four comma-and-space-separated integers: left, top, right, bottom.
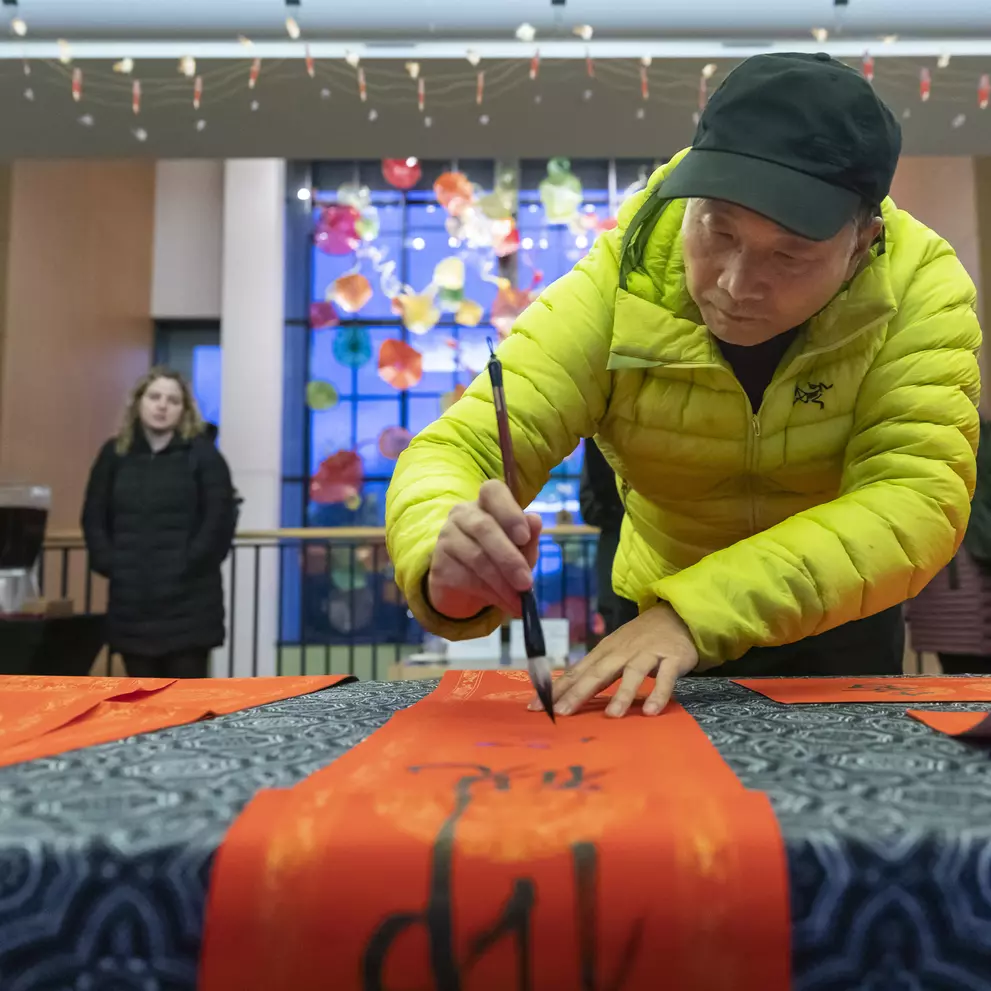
0, 677, 990, 991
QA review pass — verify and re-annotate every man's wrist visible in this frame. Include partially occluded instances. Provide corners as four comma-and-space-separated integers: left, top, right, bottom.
421, 570, 491, 623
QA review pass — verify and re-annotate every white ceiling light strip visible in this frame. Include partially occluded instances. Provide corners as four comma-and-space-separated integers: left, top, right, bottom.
1, 38, 991, 60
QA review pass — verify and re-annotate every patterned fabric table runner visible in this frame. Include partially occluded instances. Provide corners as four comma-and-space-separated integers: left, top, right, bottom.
199, 670, 791, 991
0, 674, 354, 768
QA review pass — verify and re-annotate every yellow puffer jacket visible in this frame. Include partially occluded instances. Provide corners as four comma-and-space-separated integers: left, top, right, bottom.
386, 153, 982, 666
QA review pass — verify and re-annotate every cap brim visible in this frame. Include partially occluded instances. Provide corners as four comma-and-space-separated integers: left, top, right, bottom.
659, 148, 862, 241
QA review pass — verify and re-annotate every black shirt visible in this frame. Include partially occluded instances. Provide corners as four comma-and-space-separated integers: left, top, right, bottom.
717, 327, 799, 412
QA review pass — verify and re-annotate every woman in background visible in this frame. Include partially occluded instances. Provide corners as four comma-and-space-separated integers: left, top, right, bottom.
82, 368, 235, 679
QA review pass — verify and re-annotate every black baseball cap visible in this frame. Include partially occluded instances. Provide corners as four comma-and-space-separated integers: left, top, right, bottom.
661, 52, 902, 241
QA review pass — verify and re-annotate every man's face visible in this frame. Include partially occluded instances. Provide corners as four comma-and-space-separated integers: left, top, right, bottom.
682, 198, 880, 345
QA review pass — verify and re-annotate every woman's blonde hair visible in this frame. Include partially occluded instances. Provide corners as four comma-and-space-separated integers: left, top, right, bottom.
116, 366, 205, 455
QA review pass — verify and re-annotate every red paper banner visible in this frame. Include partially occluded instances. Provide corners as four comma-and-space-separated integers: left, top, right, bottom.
734, 676, 991, 705
907, 709, 991, 738
200, 670, 790, 991
0, 674, 352, 768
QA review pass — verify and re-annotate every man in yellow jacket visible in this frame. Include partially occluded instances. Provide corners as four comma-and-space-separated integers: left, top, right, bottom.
386, 53, 982, 718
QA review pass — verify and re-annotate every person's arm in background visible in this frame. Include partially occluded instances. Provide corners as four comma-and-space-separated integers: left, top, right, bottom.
81, 441, 117, 578
651, 230, 982, 667
188, 440, 236, 572
386, 231, 623, 641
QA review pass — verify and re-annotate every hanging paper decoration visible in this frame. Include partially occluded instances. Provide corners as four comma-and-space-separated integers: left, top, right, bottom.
492, 220, 521, 258
179, 55, 196, 77
490, 282, 533, 339
406, 61, 421, 80
434, 172, 475, 215
476, 71, 485, 106
573, 25, 594, 41
539, 158, 584, 225
333, 326, 373, 368
479, 167, 519, 220
345, 50, 361, 68
309, 301, 339, 329
336, 183, 380, 243
440, 384, 468, 413
58, 39, 72, 64
358, 67, 367, 102
455, 299, 484, 327
980, 74, 990, 110
640, 60, 650, 101
437, 288, 464, 313
328, 547, 370, 592
193, 75, 203, 109
418, 77, 425, 112
516, 23, 537, 43
382, 158, 422, 190
71, 67, 82, 102
305, 45, 315, 78
586, 49, 595, 79
11, 17, 26, 37
306, 380, 339, 411
378, 426, 413, 460
862, 52, 875, 84
530, 50, 540, 81
466, 50, 481, 68
285, 16, 301, 40
331, 273, 373, 313
132, 80, 141, 115
920, 67, 931, 102
249, 58, 261, 89
311, 451, 364, 505
379, 338, 423, 390
113, 58, 134, 74
433, 256, 466, 292
314, 205, 360, 256
395, 293, 441, 335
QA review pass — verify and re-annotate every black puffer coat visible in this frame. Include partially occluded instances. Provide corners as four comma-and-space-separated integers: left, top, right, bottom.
82, 432, 234, 657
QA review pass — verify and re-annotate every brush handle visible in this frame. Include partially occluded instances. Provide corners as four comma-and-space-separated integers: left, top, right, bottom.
486, 353, 520, 502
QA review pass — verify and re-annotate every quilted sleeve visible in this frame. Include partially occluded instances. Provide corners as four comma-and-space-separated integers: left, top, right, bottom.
385, 231, 621, 640
650, 243, 982, 667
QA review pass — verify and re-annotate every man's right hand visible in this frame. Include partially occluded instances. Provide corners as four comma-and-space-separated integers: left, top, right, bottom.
427, 479, 542, 620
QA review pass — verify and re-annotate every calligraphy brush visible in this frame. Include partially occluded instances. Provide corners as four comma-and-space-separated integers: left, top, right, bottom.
486, 340, 555, 724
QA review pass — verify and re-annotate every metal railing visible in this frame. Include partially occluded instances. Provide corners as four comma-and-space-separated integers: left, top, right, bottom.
41, 526, 604, 681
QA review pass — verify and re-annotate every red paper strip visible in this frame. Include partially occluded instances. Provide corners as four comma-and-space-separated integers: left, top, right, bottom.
193, 74, 203, 109
131, 79, 141, 115
529, 50, 540, 80
476, 69, 485, 105
71, 66, 82, 102
305, 44, 315, 78
640, 64, 649, 100
907, 709, 991, 738
200, 670, 790, 991
734, 676, 991, 704
0, 675, 351, 768
249, 57, 261, 89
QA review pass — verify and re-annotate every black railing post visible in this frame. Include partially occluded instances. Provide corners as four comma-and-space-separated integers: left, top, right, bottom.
252, 544, 261, 677
348, 541, 356, 677
277, 541, 285, 676
298, 538, 308, 676
228, 545, 237, 678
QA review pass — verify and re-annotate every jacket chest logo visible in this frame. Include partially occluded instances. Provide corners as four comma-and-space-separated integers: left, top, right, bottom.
793, 381, 833, 409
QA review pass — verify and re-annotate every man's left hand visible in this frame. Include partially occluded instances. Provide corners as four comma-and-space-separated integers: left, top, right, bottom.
531, 602, 700, 718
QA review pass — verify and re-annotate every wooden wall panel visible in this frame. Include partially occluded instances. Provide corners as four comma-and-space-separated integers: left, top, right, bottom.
0, 160, 156, 529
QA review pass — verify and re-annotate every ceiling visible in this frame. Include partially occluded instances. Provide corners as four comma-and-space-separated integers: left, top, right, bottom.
4, 0, 991, 40
0, 1, 987, 158
1, 55, 988, 159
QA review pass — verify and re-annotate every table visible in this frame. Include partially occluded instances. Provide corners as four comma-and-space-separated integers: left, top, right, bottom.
0, 678, 989, 990
0, 613, 107, 676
